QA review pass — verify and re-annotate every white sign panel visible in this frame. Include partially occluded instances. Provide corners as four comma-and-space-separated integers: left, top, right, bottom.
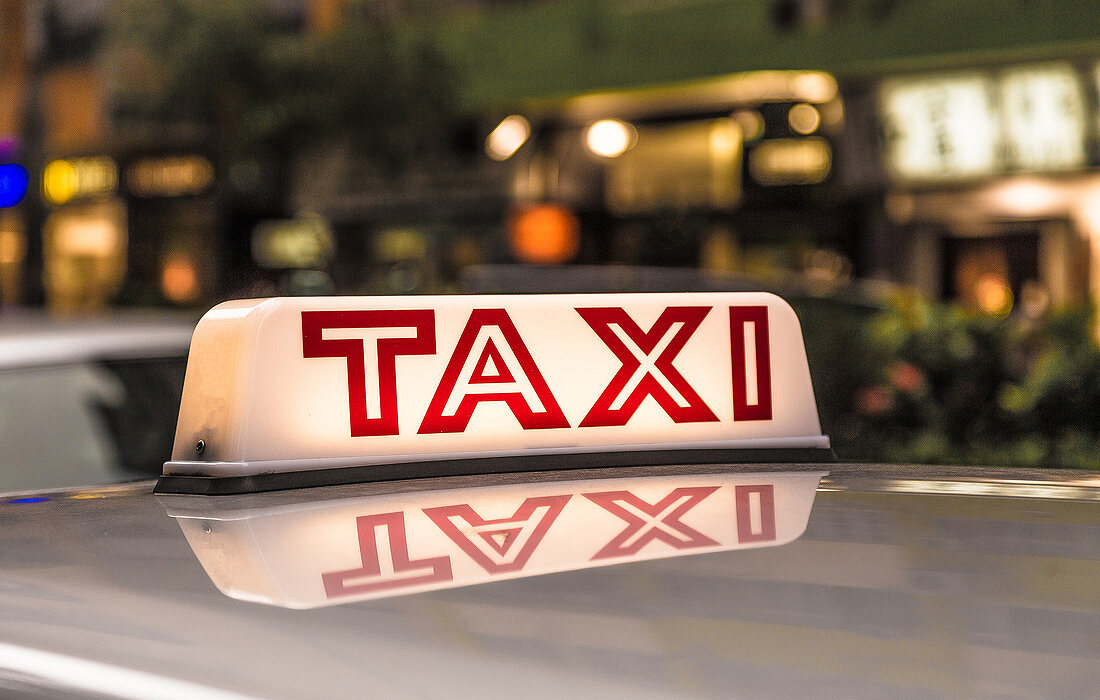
164, 470, 824, 608
165, 293, 828, 479
1001, 64, 1086, 171
880, 75, 999, 181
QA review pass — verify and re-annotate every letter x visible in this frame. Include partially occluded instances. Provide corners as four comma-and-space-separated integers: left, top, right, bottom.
576, 306, 718, 426
584, 486, 720, 560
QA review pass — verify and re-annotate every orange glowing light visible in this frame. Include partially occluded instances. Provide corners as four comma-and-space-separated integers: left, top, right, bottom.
508, 204, 580, 264
161, 254, 200, 304
975, 273, 1013, 315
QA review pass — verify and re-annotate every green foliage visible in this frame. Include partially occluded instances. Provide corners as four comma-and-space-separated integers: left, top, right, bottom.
106, 0, 456, 163
800, 295, 1100, 469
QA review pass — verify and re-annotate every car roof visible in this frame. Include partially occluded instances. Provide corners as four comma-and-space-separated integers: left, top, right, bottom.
2, 462, 1099, 697
0, 312, 196, 370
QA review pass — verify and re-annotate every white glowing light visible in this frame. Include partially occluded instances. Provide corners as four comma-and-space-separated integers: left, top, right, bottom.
485, 115, 531, 161
880, 75, 999, 181
987, 178, 1062, 217
586, 120, 637, 158
1001, 64, 1086, 171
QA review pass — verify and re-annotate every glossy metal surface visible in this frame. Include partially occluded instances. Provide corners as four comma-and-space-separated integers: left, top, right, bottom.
2, 463, 1099, 697
0, 313, 194, 370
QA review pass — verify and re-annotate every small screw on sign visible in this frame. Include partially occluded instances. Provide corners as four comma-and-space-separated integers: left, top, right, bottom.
195, 440, 206, 455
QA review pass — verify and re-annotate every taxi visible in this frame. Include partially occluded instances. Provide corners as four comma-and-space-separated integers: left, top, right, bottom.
2, 292, 1099, 697
0, 312, 194, 491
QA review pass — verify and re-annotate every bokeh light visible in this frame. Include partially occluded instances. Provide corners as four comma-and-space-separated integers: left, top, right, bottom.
508, 204, 580, 264
975, 273, 1013, 315
788, 103, 821, 135
161, 253, 200, 304
586, 120, 637, 158
485, 115, 531, 161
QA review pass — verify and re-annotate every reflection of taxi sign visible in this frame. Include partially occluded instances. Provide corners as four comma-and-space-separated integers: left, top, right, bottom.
162, 470, 824, 608
158, 293, 831, 494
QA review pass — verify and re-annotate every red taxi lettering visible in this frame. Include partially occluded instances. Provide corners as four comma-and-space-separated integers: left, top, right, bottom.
419, 309, 569, 433
730, 306, 773, 421
321, 512, 452, 598
304, 304, 777, 440
424, 495, 571, 573
577, 306, 719, 427
584, 486, 721, 559
302, 310, 436, 437
735, 484, 777, 543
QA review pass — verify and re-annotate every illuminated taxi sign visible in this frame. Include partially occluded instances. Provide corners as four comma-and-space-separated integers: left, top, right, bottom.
159, 293, 830, 494
163, 470, 824, 608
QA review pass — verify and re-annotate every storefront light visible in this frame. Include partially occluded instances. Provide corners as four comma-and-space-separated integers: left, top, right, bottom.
161, 253, 200, 304
788, 103, 821, 135
486, 115, 531, 161
0, 164, 29, 208
55, 218, 119, 257
748, 137, 831, 185
128, 156, 214, 197
43, 157, 118, 206
1001, 64, 1086, 171
975, 273, 1013, 316
0, 226, 24, 266
586, 120, 637, 158
732, 110, 764, 141
508, 203, 580, 264
879, 75, 998, 181
789, 72, 838, 103
987, 178, 1062, 217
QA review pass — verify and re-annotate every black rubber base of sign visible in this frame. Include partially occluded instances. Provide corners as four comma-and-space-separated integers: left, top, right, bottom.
154, 447, 836, 496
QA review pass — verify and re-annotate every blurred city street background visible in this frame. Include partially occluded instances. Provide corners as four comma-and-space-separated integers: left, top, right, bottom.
1, 0, 1099, 470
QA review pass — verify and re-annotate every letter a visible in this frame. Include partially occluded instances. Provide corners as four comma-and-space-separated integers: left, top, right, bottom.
419, 309, 569, 433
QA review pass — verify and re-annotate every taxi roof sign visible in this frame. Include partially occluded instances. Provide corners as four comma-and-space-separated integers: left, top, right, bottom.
157, 293, 831, 494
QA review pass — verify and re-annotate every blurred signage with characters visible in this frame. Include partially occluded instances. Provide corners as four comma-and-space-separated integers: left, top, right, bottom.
126, 155, 215, 198
747, 136, 832, 186
880, 63, 1090, 182
42, 156, 118, 206
1000, 65, 1087, 171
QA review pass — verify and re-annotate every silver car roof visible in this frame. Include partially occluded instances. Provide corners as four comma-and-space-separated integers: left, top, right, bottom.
0, 312, 196, 370
1, 462, 1099, 698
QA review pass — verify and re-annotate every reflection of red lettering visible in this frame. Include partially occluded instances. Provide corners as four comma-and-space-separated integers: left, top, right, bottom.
577, 307, 718, 427
322, 512, 452, 598
419, 309, 569, 434
584, 487, 720, 559
735, 485, 777, 543
424, 495, 571, 573
302, 310, 435, 437
730, 306, 772, 421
